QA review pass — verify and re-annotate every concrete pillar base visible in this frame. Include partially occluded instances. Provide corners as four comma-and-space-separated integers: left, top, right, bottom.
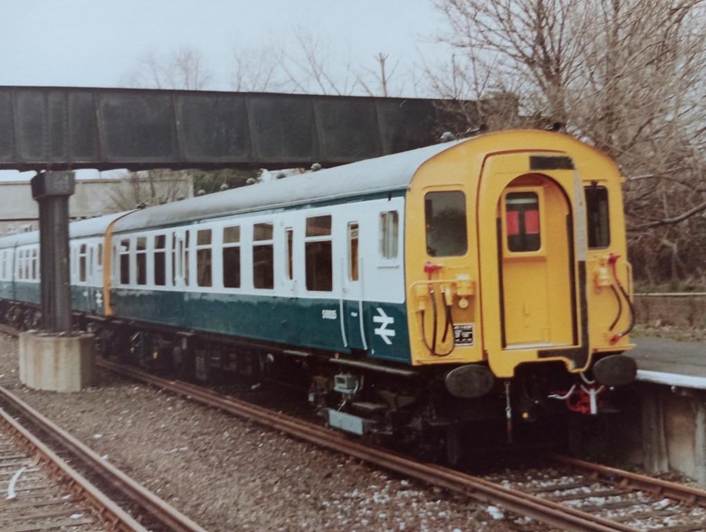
19, 331, 96, 392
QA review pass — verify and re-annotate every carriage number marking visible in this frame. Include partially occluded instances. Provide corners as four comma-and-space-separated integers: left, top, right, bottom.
321, 309, 337, 320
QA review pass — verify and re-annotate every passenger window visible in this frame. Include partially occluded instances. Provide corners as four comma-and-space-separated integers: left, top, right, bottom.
97, 243, 103, 268
154, 235, 166, 286
285, 228, 293, 281
585, 186, 610, 248
171, 234, 178, 286
425, 191, 468, 256
31, 249, 38, 280
79, 244, 87, 283
348, 223, 359, 281
184, 232, 190, 286
379, 211, 399, 259
119, 239, 130, 285
196, 229, 212, 287
223, 226, 241, 288
305, 215, 332, 291
506, 192, 541, 252
253, 223, 274, 289
136, 237, 147, 285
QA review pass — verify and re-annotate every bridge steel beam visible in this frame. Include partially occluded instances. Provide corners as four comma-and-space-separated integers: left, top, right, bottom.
0, 86, 476, 172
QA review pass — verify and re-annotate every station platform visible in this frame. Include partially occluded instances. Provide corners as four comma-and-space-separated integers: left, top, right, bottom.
629, 335, 706, 389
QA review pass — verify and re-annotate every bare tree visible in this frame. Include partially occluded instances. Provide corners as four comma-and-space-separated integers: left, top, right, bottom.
105, 171, 193, 211
229, 30, 410, 97
231, 45, 284, 92
434, 0, 706, 285
123, 47, 213, 90
355, 53, 407, 97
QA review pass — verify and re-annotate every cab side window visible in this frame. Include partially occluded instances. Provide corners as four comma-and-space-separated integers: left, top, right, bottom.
585, 186, 610, 248
425, 191, 468, 257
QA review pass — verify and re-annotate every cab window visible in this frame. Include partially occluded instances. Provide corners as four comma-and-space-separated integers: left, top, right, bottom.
585, 186, 610, 248
506, 192, 540, 252
425, 191, 467, 256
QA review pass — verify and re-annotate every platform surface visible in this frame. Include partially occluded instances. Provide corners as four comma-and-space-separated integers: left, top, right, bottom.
629, 335, 706, 389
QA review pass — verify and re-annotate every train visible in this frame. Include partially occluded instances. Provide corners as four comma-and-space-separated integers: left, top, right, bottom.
0, 129, 636, 461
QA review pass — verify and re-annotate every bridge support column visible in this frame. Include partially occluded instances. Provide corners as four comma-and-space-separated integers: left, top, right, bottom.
18, 171, 95, 392
31, 171, 74, 332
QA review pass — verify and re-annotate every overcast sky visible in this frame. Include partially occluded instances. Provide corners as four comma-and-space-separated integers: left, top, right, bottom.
0, 1, 451, 181
1, 0, 448, 89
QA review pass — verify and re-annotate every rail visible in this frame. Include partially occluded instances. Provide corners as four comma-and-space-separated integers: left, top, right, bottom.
0, 402, 145, 531
0, 385, 206, 531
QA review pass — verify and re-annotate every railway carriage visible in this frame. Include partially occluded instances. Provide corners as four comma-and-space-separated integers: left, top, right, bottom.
0, 129, 636, 457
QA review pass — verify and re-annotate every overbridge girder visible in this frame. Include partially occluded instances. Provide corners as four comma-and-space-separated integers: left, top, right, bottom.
0, 86, 474, 171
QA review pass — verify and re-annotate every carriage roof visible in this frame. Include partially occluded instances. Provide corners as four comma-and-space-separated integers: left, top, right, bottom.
111, 139, 459, 233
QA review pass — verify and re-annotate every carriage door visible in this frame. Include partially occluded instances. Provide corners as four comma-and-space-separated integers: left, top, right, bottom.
499, 180, 574, 348
341, 221, 366, 351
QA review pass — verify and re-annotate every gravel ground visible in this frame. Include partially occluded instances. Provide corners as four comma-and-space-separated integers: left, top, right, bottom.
0, 333, 542, 531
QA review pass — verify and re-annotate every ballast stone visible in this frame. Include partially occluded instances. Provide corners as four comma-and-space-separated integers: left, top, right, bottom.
18, 331, 96, 392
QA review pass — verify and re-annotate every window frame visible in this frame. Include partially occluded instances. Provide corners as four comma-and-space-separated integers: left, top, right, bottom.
252, 221, 275, 290
501, 187, 546, 257
378, 210, 400, 266
78, 243, 88, 284
304, 214, 333, 293
284, 227, 294, 282
347, 222, 359, 282
31, 247, 38, 281
134, 236, 148, 286
424, 190, 469, 258
585, 184, 611, 249
195, 227, 213, 288
153, 233, 168, 287
118, 238, 131, 286
222, 224, 242, 290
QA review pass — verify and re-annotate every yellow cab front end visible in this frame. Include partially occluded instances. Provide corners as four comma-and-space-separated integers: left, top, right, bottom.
404, 129, 636, 418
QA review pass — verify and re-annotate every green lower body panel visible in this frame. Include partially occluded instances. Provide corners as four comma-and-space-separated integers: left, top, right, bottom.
0, 282, 412, 364
111, 289, 412, 363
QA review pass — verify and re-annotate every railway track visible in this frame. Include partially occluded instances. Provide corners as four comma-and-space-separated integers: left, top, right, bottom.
4, 325, 706, 530
0, 384, 206, 532
0, 404, 127, 531
97, 357, 706, 531
0, 326, 205, 531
